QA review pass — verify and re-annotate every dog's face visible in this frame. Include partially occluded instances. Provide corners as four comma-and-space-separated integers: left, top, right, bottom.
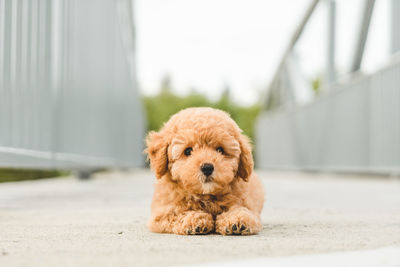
168, 128, 242, 194
146, 108, 253, 195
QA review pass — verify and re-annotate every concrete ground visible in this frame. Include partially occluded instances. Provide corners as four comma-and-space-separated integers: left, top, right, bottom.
0, 170, 399, 266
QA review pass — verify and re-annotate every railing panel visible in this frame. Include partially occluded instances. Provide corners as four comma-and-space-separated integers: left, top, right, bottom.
370, 63, 400, 169
256, 60, 400, 174
0, 0, 144, 169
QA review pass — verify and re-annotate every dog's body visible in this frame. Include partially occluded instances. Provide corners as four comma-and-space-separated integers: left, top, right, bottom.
146, 107, 264, 235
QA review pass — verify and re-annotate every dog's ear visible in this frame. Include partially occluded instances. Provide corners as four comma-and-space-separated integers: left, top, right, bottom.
237, 134, 254, 182
145, 131, 169, 179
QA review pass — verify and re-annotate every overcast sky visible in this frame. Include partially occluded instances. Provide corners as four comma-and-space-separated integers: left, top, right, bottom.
135, 0, 390, 105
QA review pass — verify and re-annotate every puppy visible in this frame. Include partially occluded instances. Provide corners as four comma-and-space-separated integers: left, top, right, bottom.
146, 107, 264, 235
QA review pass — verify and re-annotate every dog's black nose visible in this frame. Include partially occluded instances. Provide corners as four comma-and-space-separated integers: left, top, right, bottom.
201, 163, 214, 176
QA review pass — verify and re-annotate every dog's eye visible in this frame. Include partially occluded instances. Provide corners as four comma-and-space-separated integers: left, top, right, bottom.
184, 147, 193, 156
216, 147, 224, 154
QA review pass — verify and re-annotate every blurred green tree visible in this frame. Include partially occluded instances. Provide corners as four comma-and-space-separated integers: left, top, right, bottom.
142, 76, 261, 143
0, 168, 67, 183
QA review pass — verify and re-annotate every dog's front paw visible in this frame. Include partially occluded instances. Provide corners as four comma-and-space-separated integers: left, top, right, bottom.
173, 211, 214, 235
216, 207, 262, 235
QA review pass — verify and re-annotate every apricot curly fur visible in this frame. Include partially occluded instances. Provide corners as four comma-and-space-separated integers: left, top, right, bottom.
146, 107, 264, 235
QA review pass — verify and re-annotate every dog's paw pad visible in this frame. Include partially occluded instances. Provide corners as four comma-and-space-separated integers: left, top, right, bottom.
232, 224, 244, 234
195, 226, 210, 234
221, 223, 252, 235
239, 226, 251, 235
232, 224, 237, 231
187, 225, 211, 235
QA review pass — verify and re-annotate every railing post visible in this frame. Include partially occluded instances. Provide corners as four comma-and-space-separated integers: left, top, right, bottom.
391, 0, 400, 54
350, 0, 375, 72
326, 0, 336, 85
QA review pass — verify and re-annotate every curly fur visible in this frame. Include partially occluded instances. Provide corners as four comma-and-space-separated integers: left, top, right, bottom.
145, 107, 264, 235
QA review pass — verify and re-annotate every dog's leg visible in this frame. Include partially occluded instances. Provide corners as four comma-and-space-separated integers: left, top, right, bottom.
149, 210, 214, 235
215, 206, 262, 235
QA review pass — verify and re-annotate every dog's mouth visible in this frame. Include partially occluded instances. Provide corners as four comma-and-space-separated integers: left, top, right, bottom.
201, 181, 215, 194
198, 174, 216, 194
199, 174, 214, 183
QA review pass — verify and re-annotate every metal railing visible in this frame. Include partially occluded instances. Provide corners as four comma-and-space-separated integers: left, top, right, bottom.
0, 0, 145, 169
257, 0, 400, 174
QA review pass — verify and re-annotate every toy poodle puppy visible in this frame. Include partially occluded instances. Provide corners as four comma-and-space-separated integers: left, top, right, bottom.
146, 107, 264, 235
